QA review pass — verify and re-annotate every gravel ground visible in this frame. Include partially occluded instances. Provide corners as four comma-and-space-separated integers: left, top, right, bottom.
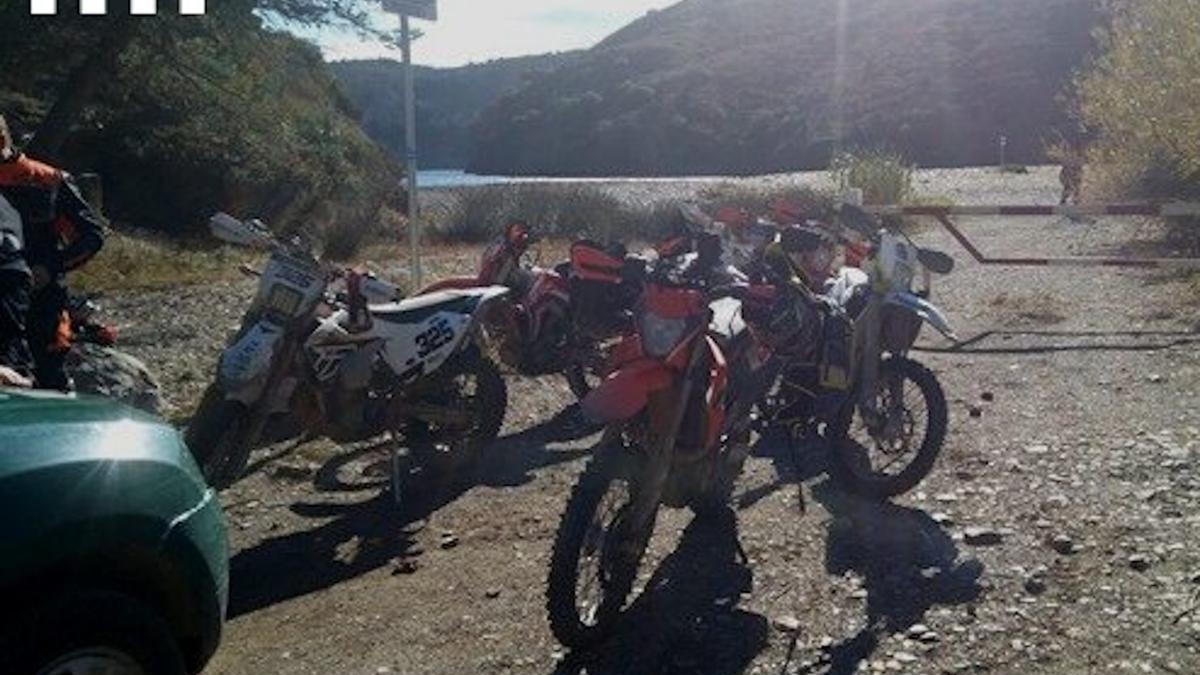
106, 167, 1200, 675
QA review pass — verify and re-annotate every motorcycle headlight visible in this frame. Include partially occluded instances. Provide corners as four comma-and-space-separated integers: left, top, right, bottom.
640, 312, 690, 358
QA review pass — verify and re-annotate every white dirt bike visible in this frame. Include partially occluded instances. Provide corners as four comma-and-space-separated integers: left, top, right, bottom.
783, 203, 958, 498
185, 214, 510, 490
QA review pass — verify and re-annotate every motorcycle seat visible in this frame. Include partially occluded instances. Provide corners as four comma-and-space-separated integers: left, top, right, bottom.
370, 290, 481, 324
709, 297, 746, 344
825, 267, 870, 318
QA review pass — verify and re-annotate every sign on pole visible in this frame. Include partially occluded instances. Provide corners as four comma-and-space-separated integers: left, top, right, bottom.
380, 0, 437, 288
382, 0, 437, 21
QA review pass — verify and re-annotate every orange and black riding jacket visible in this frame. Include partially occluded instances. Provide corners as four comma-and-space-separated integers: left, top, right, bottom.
0, 153, 104, 278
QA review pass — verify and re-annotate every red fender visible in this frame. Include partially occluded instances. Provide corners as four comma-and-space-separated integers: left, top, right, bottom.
419, 276, 484, 294
582, 358, 675, 424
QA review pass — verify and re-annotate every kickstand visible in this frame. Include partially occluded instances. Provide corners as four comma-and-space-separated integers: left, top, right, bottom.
788, 426, 808, 516
389, 433, 405, 512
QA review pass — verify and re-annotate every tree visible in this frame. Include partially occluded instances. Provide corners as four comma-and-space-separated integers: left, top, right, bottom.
3, 0, 395, 161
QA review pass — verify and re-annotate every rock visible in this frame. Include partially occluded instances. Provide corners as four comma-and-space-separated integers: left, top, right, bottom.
1127, 554, 1152, 572
964, 527, 1003, 546
906, 624, 931, 638
935, 493, 959, 503
391, 558, 420, 575
981, 391, 995, 402
1147, 373, 1164, 383
271, 463, 314, 482
894, 651, 918, 664
485, 587, 502, 599
968, 406, 983, 418
66, 343, 162, 414
773, 614, 802, 633
440, 533, 460, 550
1024, 575, 1048, 595
932, 512, 955, 526
1049, 534, 1076, 555
1189, 571, 1200, 584
1025, 443, 1050, 455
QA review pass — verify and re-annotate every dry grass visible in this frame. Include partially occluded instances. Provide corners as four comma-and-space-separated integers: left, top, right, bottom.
988, 290, 1067, 324
73, 231, 260, 293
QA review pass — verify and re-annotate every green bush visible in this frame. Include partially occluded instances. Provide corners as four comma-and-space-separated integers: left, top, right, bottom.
428, 184, 672, 244
1077, 0, 1200, 199
830, 150, 915, 205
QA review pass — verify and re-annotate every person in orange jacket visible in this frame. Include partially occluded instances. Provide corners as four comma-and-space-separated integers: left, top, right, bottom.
0, 114, 105, 390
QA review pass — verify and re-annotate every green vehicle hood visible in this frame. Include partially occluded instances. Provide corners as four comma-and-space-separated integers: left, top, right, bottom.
0, 388, 223, 585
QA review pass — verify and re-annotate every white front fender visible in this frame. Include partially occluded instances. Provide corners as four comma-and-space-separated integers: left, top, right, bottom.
884, 291, 958, 341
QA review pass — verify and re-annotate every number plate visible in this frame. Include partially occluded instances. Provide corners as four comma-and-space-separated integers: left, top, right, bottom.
266, 283, 304, 316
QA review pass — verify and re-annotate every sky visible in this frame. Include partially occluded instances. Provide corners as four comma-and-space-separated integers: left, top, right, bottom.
315, 0, 680, 67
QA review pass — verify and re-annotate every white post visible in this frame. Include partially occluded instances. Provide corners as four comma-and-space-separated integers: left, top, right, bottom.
401, 14, 422, 289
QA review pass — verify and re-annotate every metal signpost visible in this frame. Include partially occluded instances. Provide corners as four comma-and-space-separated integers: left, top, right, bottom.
381, 0, 437, 288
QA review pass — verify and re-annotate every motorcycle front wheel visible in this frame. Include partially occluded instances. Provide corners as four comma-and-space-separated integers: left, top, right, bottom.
184, 384, 255, 490
826, 356, 947, 499
546, 445, 655, 649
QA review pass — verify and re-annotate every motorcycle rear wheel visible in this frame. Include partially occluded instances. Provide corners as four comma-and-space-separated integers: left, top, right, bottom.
826, 356, 947, 499
407, 351, 507, 474
184, 384, 255, 490
546, 446, 653, 649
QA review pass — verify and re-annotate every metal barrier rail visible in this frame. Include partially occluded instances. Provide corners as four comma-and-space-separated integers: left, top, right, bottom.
864, 202, 1200, 268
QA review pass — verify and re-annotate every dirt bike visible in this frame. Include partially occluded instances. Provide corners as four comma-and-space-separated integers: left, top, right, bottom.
186, 214, 510, 490
545, 235, 780, 649
421, 221, 647, 399
771, 203, 958, 498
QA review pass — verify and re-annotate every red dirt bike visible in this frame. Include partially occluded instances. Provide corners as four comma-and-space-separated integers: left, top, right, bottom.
422, 222, 645, 398
544, 235, 781, 648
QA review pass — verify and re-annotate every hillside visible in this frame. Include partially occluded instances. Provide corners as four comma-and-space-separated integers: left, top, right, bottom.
468, 0, 1100, 176
332, 52, 578, 169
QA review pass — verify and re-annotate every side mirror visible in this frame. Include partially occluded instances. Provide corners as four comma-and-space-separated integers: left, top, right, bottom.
918, 248, 955, 274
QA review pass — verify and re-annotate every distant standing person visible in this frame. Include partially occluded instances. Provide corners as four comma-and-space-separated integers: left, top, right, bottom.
1059, 143, 1085, 205
0, 113, 105, 390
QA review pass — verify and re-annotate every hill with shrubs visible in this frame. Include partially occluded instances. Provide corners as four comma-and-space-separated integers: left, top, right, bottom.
332, 52, 578, 170
467, 0, 1100, 176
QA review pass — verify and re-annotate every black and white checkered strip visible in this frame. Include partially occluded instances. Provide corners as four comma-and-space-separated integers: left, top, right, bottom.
30, 0, 205, 14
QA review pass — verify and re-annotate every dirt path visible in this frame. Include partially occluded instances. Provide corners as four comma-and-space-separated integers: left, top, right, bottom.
113, 167, 1200, 675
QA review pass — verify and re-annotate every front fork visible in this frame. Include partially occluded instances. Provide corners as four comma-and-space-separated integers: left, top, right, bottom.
855, 293, 885, 423
621, 343, 707, 538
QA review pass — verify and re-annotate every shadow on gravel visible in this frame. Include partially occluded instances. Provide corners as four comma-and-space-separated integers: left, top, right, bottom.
226, 406, 596, 618
736, 426, 826, 513
552, 506, 768, 675
801, 478, 984, 675
916, 328, 1200, 355
734, 432, 983, 675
